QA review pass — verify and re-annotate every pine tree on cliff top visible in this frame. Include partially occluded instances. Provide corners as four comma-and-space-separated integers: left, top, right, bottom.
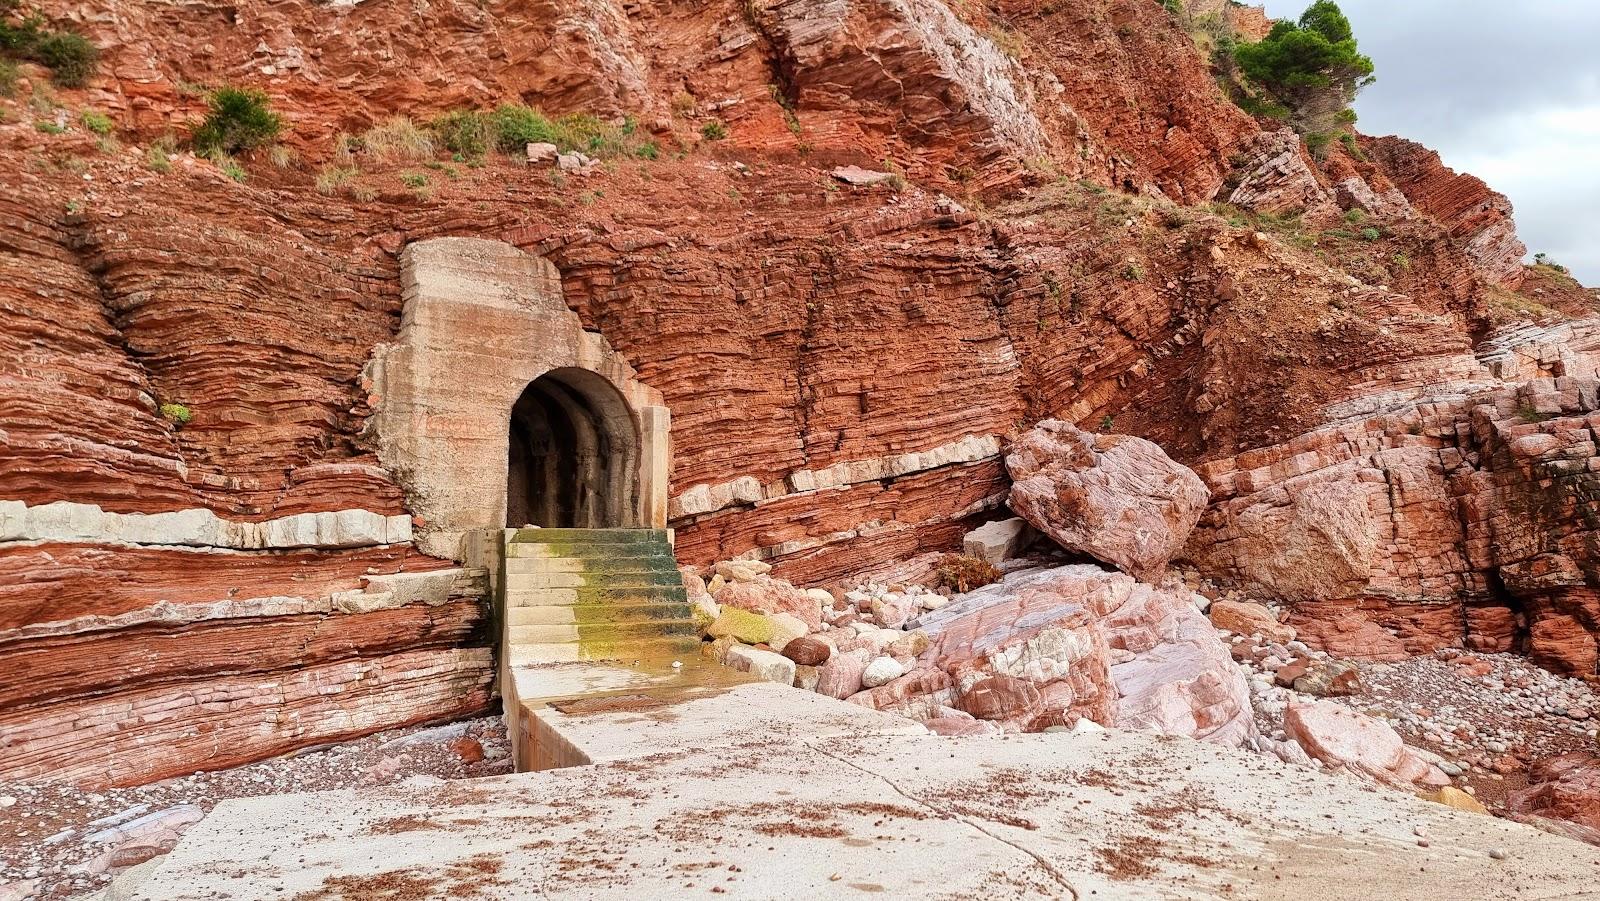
1235, 0, 1375, 135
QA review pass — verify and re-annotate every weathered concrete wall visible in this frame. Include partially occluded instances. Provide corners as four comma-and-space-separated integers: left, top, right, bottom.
368, 238, 672, 559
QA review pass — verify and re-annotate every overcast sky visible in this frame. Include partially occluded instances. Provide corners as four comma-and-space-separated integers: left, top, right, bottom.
1259, 1, 1600, 284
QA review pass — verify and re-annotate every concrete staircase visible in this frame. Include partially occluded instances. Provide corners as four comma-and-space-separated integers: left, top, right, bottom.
501, 528, 701, 666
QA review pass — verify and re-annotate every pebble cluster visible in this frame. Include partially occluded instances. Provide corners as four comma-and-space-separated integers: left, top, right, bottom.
1220, 603, 1600, 797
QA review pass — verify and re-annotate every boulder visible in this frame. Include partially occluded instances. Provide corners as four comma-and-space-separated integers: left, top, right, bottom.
1292, 660, 1363, 697
889, 629, 930, 658
793, 664, 820, 692
725, 645, 796, 685
1507, 752, 1600, 846
525, 142, 558, 164
962, 517, 1035, 566
869, 594, 917, 629
1283, 701, 1450, 789
1005, 420, 1209, 581
1102, 580, 1255, 746
957, 674, 1042, 722
714, 558, 772, 584
815, 649, 870, 699
706, 607, 780, 645
1208, 601, 1295, 643
782, 636, 832, 667
1292, 613, 1408, 663
915, 564, 1251, 744
1273, 656, 1311, 687
715, 579, 822, 631
862, 656, 905, 689
766, 613, 809, 652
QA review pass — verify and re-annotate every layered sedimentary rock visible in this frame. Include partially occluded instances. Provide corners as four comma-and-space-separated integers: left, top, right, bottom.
2, 0, 1588, 786
1186, 369, 1600, 676
1365, 136, 1528, 288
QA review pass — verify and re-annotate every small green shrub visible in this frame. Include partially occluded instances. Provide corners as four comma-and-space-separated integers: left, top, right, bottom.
0, 7, 43, 53
488, 105, 629, 155
32, 118, 62, 133
400, 172, 427, 188
1099, 414, 1116, 432
1304, 130, 1335, 159
159, 403, 192, 426
0, 58, 17, 97
429, 109, 489, 159
1533, 252, 1569, 274
30, 29, 95, 86
191, 86, 284, 158
700, 119, 727, 141
1391, 251, 1411, 270
80, 108, 111, 135
1359, 226, 1380, 241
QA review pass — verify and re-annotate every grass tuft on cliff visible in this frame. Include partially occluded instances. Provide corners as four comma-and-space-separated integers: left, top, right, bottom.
191, 86, 284, 158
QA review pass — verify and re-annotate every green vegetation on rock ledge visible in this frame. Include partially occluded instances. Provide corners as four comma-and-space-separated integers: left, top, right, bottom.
158, 403, 192, 427
426, 105, 658, 162
191, 86, 284, 158
1231, 0, 1374, 139
0, 0, 98, 87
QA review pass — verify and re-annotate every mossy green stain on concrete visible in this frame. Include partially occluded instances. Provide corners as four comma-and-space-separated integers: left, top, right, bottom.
509, 529, 695, 661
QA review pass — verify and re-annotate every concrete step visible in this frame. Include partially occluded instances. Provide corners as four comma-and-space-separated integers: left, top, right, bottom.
505, 544, 679, 563
505, 585, 689, 607
507, 528, 668, 547
508, 619, 698, 645
502, 565, 684, 586
506, 602, 695, 626
501, 554, 680, 574
506, 635, 703, 666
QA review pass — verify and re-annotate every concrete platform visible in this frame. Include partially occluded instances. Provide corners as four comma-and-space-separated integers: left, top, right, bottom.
119, 671, 1600, 900
505, 657, 923, 769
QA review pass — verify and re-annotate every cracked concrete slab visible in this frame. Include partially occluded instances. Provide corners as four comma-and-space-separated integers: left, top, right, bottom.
122, 724, 1600, 900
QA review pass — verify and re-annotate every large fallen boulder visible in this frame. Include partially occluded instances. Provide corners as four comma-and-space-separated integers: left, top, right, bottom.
1283, 700, 1450, 790
1507, 752, 1600, 846
1101, 579, 1256, 746
1005, 421, 1209, 581
914, 566, 1115, 731
909, 564, 1253, 745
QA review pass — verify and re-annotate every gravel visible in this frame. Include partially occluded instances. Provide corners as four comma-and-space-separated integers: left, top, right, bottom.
0, 715, 511, 901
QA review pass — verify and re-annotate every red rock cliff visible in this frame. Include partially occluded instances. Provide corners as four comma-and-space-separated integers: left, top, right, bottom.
0, 0, 1583, 785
